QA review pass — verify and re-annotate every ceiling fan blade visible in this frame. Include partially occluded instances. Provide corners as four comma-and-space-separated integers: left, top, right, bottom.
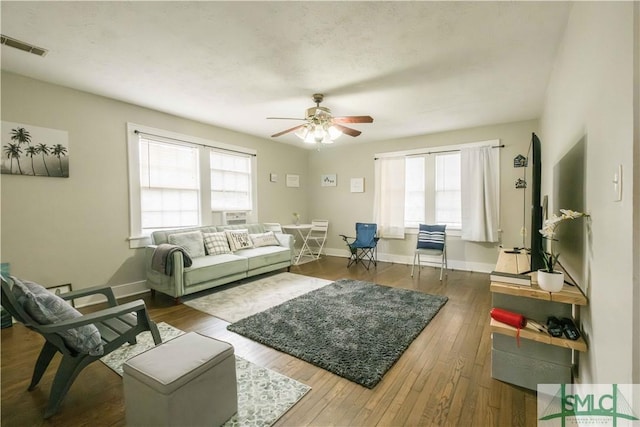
332, 116, 374, 124
333, 124, 362, 137
271, 124, 306, 138
266, 117, 306, 121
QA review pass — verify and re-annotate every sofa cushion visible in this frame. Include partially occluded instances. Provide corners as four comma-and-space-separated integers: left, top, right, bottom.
183, 254, 248, 287
168, 231, 206, 258
236, 246, 291, 270
151, 226, 218, 245
225, 229, 253, 252
250, 231, 280, 248
11, 277, 104, 356
203, 232, 232, 255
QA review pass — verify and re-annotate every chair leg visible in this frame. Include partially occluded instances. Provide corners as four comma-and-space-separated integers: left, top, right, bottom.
411, 252, 417, 277
149, 321, 162, 345
29, 341, 58, 391
439, 255, 444, 281
44, 355, 93, 419
346, 250, 357, 268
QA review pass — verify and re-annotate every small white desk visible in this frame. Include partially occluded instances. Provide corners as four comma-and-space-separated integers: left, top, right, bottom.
282, 224, 313, 264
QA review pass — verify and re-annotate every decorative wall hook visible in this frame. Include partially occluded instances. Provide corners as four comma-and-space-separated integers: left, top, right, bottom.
513, 154, 528, 168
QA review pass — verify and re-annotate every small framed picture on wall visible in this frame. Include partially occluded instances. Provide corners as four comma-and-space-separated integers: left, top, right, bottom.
321, 174, 337, 187
350, 178, 364, 193
286, 174, 300, 187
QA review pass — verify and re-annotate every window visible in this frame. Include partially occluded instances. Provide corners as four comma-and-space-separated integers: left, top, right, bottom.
404, 156, 425, 228
210, 150, 252, 211
140, 138, 200, 230
375, 140, 499, 239
434, 153, 461, 228
127, 123, 257, 248
402, 152, 462, 229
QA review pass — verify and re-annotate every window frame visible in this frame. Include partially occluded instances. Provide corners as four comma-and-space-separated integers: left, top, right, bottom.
127, 123, 257, 248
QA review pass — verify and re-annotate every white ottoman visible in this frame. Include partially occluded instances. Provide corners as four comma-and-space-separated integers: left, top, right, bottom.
123, 332, 237, 427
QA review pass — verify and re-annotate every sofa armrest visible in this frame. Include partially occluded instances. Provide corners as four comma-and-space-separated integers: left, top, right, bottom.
276, 232, 294, 251
144, 245, 185, 298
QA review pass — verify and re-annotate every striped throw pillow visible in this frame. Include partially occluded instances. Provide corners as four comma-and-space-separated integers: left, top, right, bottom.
417, 224, 446, 250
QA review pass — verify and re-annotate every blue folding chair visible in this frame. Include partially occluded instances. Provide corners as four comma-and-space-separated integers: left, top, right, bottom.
339, 223, 379, 269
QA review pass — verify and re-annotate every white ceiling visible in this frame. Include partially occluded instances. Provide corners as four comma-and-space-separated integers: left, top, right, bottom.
1, 1, 571, 148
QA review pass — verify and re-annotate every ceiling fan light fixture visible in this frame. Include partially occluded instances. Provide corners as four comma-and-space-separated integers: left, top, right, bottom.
295, 125, 309, 140
313, 126, 325, 143
321, 135, 335, 144
269, 93, 372, 145
327, 125, 342, 140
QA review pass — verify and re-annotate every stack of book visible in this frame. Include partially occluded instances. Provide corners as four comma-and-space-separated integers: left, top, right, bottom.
490, 270, 531, 286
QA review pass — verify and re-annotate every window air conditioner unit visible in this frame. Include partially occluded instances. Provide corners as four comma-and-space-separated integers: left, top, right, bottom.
222, 211, 248, 225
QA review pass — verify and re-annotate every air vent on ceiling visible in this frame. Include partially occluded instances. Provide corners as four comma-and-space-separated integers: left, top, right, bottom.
1, 34, 48, 57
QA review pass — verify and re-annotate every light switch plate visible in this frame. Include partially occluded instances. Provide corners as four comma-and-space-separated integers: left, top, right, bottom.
613, 164, 622, 202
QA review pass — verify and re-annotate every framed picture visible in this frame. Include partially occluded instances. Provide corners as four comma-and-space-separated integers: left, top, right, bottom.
46, 283, 74, 307
286, 174, 300, 187
321, 174, 337, 187
350, 178, 364, 193
1, 121, 70, 178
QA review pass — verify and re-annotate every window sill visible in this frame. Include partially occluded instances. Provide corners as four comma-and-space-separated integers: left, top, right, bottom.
128, 235, 151, 249
404, 227, 461, 237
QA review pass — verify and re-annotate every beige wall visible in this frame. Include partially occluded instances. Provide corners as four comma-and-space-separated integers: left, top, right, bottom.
309, 119, 537, 271
539, 2, 638, 384
0, 72, 308, 291
1, 71, 535, 291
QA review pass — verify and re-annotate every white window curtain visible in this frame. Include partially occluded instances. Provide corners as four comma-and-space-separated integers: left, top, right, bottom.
460, 146, 499, 242
373, 156, 406, 238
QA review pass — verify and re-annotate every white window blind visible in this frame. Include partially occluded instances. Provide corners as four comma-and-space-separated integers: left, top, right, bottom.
434, 152, 461, 228
139, 138, 200, 230
210, 150, 252, 211
404, 156, 425, 228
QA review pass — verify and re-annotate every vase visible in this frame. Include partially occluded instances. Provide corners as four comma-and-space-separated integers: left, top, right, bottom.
537, 270, 564, 292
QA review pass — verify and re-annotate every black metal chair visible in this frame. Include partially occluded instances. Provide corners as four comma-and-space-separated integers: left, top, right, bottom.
0, 276, 162, 418
339, 222, 379, 270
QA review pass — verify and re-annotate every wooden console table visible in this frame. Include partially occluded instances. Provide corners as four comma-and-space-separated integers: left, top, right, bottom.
490, 249, 587, 390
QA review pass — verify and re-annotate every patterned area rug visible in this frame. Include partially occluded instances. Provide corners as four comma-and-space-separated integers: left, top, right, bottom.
101, 322, 311, 427
227, 279, 448, 389
183, 272, 332, 322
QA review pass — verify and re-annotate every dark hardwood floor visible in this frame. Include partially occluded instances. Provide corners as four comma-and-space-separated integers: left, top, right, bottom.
1, 256, 537, 426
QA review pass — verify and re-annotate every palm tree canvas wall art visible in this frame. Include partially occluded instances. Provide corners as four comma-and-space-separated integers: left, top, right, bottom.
1, 121, 69, 178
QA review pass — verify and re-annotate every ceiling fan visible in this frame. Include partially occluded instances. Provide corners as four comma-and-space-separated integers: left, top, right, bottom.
268, 94, 373, 144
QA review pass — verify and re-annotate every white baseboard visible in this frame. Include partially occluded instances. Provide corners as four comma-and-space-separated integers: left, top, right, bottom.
78, 250, 493, 308
324, 248, 494, 273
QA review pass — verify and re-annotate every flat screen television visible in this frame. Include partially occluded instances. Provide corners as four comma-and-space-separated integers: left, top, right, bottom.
529, 132, 545, 272
553, 136, 586, 288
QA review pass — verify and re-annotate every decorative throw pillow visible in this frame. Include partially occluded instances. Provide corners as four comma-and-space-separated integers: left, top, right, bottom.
225, 229, 254, 252
168, 231, 206, 258
250, 231, 280, 248
417, 224, 446, 250
203, 232, 232, 255
10, 276, 104, 356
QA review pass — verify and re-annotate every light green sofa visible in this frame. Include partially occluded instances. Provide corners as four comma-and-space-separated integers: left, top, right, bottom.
144, 224, 293, 302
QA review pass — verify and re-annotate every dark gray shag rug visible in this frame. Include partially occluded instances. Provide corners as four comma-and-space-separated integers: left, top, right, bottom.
227, 279, 448, 388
